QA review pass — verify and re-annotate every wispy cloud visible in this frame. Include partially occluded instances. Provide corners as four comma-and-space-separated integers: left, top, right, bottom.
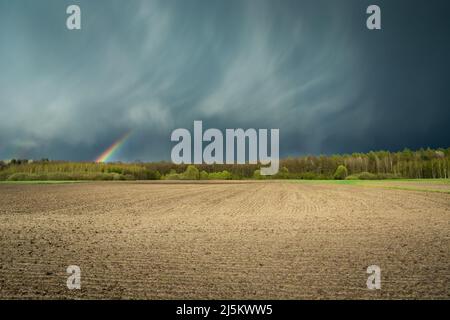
0, 0, 448, 160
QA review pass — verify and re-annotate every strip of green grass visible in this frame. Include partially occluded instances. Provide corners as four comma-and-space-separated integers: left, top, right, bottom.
0, 180, 86, 185
379, 186, 450, 194
289, 179, 450, 194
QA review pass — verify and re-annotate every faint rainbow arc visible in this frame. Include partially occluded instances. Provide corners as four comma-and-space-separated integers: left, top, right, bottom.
95, 131, 132, 163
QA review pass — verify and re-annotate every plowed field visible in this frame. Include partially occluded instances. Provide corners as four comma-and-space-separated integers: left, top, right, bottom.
0, 181, 449, 299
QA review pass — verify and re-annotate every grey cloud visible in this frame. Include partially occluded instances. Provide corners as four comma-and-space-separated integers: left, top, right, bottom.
0, 0, 449, 161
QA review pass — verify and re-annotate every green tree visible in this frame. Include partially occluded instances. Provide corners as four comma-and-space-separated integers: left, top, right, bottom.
276, 166, 290, 179
333, 165, 348, 180
182, 165, 200, 180
253, 169, 262, 179
200, 170, 209, 180
208, 170, 232, 180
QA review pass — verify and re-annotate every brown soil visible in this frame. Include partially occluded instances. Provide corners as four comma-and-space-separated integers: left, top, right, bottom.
0, 181, 449, 299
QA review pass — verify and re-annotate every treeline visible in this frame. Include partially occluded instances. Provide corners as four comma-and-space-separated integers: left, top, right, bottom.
0, 161, 159, 181
0, 147, 449, 181
143, 147, 450, 180
278, 147, 450, 180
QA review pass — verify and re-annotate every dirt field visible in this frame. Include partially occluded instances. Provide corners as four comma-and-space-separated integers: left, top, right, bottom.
0, 180, 449, 299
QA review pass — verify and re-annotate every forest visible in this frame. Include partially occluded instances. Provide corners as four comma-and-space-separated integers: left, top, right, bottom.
0, 147, 449, 181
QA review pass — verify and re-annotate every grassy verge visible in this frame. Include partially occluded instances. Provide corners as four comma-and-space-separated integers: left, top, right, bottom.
377, 186, 450, 194
0, 180, 86, 185
289, 179, 450, 194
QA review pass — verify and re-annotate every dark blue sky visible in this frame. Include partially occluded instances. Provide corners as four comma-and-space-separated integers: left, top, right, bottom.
0, 0, 449, 161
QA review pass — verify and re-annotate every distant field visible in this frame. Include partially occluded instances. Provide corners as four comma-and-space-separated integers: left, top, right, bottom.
0, 180, 449, 299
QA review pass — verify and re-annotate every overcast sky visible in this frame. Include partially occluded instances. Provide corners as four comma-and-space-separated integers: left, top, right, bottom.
0, 0, 449, 161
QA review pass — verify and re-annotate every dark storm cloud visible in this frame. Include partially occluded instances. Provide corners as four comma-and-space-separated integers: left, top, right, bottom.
0, 0, 449, 161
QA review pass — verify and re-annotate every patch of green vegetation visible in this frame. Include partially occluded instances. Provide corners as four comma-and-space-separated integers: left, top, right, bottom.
387, 178, 450, 184
164, 165, 232, 180
333, 165, 348, 180
379, 186, 450, 194
289, 179, 450, 193
0, 180, 85, 185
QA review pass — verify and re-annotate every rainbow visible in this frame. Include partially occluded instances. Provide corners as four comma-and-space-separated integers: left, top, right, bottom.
95, 131, 131, 163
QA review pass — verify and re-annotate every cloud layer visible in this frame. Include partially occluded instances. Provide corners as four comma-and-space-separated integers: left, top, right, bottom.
0, 0, 449, 161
